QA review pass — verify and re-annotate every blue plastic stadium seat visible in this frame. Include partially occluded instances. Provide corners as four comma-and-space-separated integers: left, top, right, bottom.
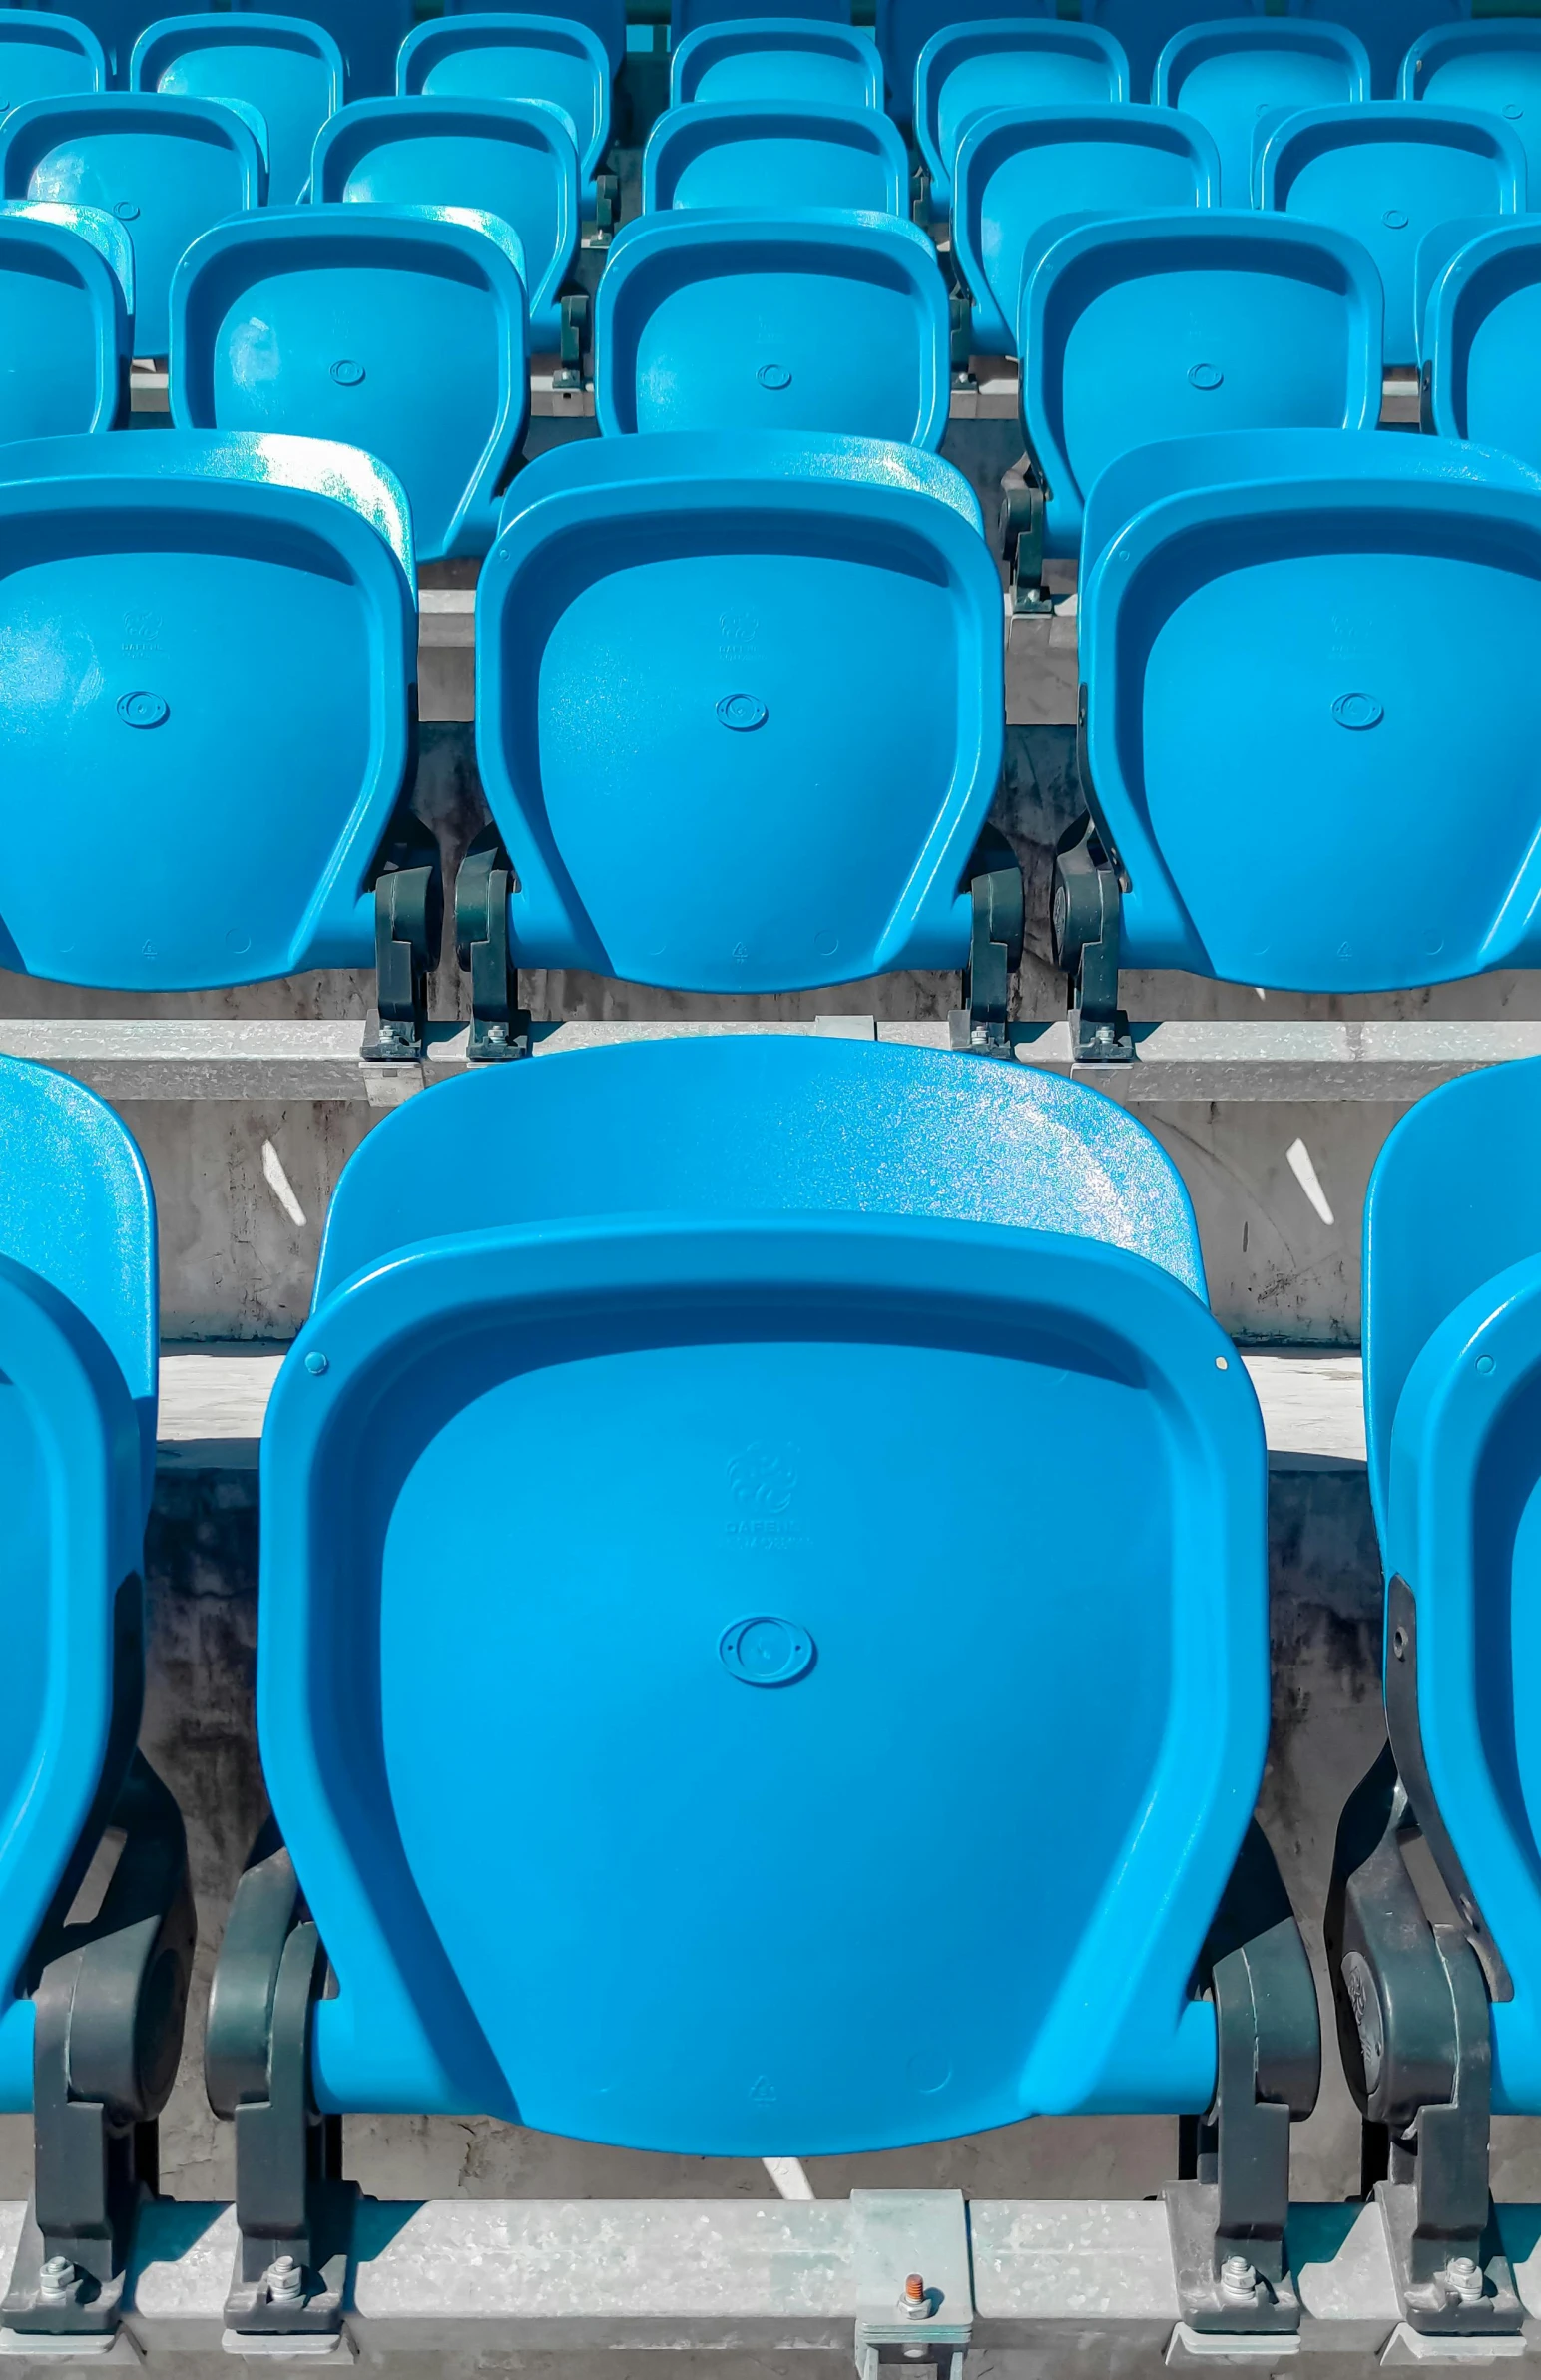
0, 201, 131, 429
1018, 214, 1382, 569
877, 0, 1047, 124
1057, 428, 1541, 1057
0, 1058, 192, 2345
670, 18, 881, 110
399, 14, 612, 218
1154, 18, 1372, 207
1403, 19, 1541, 186
171, 205, 529, 563
462, 432, 1008, 1045
0, 90, 262, 353
1080, 0, 1263, 101
218, 1025, 1315, 2184
312, 95, 579, 350
642, 96, 908, 214
13, 0, 204, 87
0, 10, 105, 112
1260, 103, 1525, 364
1422, 219, 1541, 469
1293, 0, 1469, 99
594, 207, 948, 443
446, 0, 626, 83
672, 0, 850, 44
231, 0, 410, 100
131, 13, 343, 207
0, 431, 435, 1035
1324, 1056, 1541, 2301
952, 103, 1220, 354
915, 20, 1127, 221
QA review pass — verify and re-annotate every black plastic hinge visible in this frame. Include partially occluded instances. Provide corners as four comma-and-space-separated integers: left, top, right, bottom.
947, 290, 974, 386
2, 1749, 195, 2339
594, 171, 619, 234
207, 1832, 355, 2339
998, 464, 1051, 617
1051, 808, 1132, 1064
554, 291, 591, 391
1165, 1822, 1319, 2337
455, 828, 531, 1062
364, 813, 443, 1066
1327, 1609, 1522, 2340
952, 828, 1022, 1057
909, 160, 930, 225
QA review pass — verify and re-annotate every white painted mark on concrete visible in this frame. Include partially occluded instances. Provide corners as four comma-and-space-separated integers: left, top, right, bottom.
1285, 1137, 1334, 1227
763, 2158, 814, 2201
260, 1139, 307, 1229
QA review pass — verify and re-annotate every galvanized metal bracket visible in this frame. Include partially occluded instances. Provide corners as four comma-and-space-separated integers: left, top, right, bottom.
852, 2190, 972, 2380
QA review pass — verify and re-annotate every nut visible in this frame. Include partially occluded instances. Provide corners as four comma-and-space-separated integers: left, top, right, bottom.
38, 2256, 76, 2304
1220, 2255, 1257, 2304
899, 2273, 933, 2321
265, 2254, 304, 2305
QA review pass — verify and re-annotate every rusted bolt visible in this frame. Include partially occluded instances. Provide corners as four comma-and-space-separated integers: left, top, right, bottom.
899, 2273, 933, 2321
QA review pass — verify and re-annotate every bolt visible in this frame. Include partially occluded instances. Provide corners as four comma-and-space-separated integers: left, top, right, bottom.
1445, 2256, 1484, 2304
1220, 2255, 1257, 2303
38, 2257, 76, 2303
265, 2255, 304, 2305
899, 2274, 932, 2321
1095, 1024, 1114, 1046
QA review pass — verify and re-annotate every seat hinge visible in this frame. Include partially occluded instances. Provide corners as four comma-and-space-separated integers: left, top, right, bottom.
1165, 1823, 1319, 2348
594, 172, 619, 236
1, 1750, 194, 2346
554, 292, 590, 391
951, 831, 1022, 1057
999, 465, 1051, 617
1327, 1609, 1523, 2346
454, 830, 531, 1062
1052, 805, 1133, 1063
207, 1837, 356, 2345
363, 814, 443, 1066
852, 2191, 972, 2380
947, 291, 974, 390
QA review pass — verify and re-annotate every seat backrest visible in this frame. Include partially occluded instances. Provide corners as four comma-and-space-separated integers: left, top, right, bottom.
446, 0, 626, 81
171, 204, 528, 563
1293, 0, 1469, 98
17, 0, 204, 85
1424, 218, 1541, 468
262, 1033, 1270, 2144
642, 96, 908, 213
1154, 18, 1371, 206
0, 429, 414, 992
131, 11, 343, 206
877, 0, 1050, 122
475, 431, 1001, 989
0, 9, 105, 109
1260, 101, 1525, 362
672, 0, 850, 44
312, 94, 579, 348
231, 0, 411, 99
952, 102, 1221, 353
1023, 212, 1382, 556
1081, 0, 1264, 100
670, 17, 881, 111
595, 205, 949, 444
0, 1057, 155, 2112
0, 89, 263, 352
1077, 425, 1541, 993
1403, 19, 1541, 186
1363, 1057, 1541, 1542
915, 20, 1127, 216
398, 14, 612, 189
0, 202, 129, 434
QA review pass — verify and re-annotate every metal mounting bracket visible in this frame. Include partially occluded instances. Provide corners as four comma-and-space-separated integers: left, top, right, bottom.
851, 2191, 972, 2380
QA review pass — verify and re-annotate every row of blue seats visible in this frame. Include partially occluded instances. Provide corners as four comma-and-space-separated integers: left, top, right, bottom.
5, 191, 1537, 580
3, 59, 1540, 364
0, 423, 1529, 1060
0, 1025, 1536, 2345
18, 0, 1541, 109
